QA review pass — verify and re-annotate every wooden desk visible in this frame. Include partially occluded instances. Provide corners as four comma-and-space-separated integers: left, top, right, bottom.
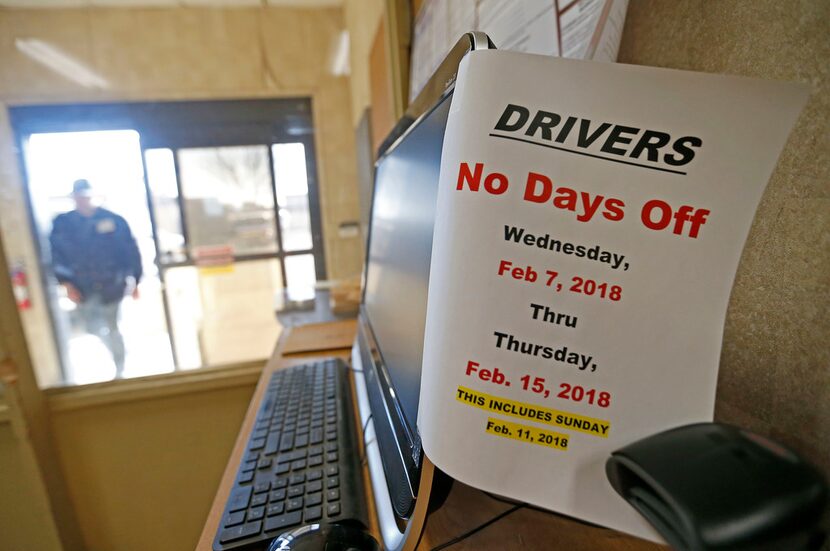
197, 321, 666, 550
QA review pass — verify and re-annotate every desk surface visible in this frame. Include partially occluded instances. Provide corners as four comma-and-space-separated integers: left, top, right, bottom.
197, 321, 666, 550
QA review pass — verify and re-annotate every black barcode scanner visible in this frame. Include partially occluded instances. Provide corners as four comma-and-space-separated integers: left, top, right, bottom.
606, 423, 828, 551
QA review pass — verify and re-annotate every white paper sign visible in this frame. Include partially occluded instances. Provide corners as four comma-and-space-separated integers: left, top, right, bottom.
417, 50, 807, 541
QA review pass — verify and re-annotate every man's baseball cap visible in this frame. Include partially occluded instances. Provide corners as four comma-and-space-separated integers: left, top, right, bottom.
72, 179, 93, 196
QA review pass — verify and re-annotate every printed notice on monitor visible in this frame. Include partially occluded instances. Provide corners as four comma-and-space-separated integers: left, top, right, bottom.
417, 50, 808, 542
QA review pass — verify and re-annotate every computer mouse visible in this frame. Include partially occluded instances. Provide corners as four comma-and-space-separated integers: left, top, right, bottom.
268, 523, 379, 551
606, 423, 828, 551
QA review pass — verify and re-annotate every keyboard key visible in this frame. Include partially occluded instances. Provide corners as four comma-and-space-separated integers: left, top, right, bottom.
224, 510, 245, 527
326, 452, 338, 462
241, 520, 262, 538
218, 526, 245, 543
273, 477, 289, 489
326, 476, 339, 489
326, 489, 340, 502
307, 469, 322, 481
269, 489, 286, 502
247, 506, 265, 521
275, 451, 295, 464
305, 506, 323, 522
289, 449, 307, 461
289, 473, 305, 485
326, 431, 337, 442
275, 463, 290, 475
219, 520, 262, 543
291, 459, 306, 470
251, 494, 267, 507
309, 445, 323, 456
310, 429, 324, 445
249, 438, 266, 451
257, 457, 272, 470
325, 442, 338, 453
307, 480, 323, 493
267, 502, 285, 516
228, 487, 252, 512
238, 470, 254, 484
279, 435, 295, 452
308, 456, 323, 467
325, 465, 339, 476
288, 485, 304, 498
264, 511, 302, 533
306, 492, 322, 506
286, 497, 303, 512
264, 433, 281, 456
254, 482, 270, 494
327, 503, 341, 517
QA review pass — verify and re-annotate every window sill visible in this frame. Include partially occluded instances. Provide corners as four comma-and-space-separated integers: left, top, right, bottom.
45, 361, 264, 413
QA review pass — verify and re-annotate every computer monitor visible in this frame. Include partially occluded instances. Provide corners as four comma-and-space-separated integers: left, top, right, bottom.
351, 32, 495, 549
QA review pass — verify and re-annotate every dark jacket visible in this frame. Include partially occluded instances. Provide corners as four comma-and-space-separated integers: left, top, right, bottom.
49, 208, 143, 303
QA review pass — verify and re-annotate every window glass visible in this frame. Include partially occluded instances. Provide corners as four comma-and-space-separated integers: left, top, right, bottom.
178, 146, 277, 256
194, 258, 283, 365
272, 143, 313, 252
284, 253, 316, 302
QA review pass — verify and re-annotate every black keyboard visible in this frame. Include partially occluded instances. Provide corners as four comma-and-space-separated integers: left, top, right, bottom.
213, 359, 367, 550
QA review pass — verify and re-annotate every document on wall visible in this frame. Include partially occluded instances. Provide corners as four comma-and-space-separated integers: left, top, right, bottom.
410, 0, 629, 101
417, 50, 808, 541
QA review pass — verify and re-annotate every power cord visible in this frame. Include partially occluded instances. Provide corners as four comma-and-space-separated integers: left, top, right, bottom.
429, 504, 525, 551
484, 491, 603, 528
484, 491, 525, 507
358, 413, 373, 466
342, 357, 361, 374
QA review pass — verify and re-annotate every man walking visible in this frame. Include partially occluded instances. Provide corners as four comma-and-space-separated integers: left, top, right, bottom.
49, 179, 142, 379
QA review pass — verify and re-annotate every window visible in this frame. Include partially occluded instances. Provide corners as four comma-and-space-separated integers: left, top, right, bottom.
11, 99, 325, 385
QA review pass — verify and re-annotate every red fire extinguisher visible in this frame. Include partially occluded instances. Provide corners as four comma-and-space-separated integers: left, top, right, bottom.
11, 262, 31, 311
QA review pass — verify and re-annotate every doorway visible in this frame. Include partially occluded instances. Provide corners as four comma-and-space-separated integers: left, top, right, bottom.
24, 130, 174, 384
11, 98, 324, 385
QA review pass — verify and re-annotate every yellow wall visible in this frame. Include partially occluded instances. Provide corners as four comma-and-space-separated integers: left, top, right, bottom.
0, 6, 365, 387
0, 417, 64, 551
617, 1, 829, 476
344, 0, 386, 126
45, 368, 256, 551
